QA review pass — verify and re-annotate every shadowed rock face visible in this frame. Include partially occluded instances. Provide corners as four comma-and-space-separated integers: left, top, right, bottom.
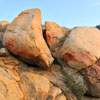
83, 96, 100, 100
0, 21, 10, 47
3, 9, 54, 68
81, 60, 100, 97
58, 27, 100, 70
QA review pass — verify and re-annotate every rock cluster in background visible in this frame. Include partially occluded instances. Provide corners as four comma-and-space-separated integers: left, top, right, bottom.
0, 9, 100, 100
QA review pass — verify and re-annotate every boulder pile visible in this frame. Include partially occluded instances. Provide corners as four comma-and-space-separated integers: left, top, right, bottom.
0, 9, 100, 100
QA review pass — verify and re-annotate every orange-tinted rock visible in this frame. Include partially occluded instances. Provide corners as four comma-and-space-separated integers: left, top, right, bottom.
55, 94, 66, 100
0, 56, 23, 100
81, 60, 100, 80
18, 62, 77, 100
0, 68, 23, 100
58, 27, 100, 70
19, 67, 51, 100
0, 21, 9, 26
0, 49, 87, 100
0, 21, 9, 32
3, 9, 54, 68
45, 22, 67, 57
47, 86, 62, 100
81, 60, 100, 97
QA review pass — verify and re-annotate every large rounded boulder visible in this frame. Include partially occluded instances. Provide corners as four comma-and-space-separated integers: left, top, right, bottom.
58, 27, 100, 70
3, 9, 54, 68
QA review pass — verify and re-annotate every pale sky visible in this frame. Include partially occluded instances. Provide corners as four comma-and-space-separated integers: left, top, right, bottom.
0, 0, 100, 28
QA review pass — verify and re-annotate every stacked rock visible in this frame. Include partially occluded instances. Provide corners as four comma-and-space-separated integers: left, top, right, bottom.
0, 9, 99, 100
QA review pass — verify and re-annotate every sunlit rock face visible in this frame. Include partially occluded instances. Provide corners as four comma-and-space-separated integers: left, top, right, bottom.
45, 21, 67, 57
58, 27, 100, 70
3, 9, 54, 68
0, 8, 100, 100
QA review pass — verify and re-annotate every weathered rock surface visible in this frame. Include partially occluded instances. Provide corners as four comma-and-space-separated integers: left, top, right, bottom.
0, 54, 23, 100
1, 8, 100, 100
0, 46, 99, 100
55, 94, 66, 100
58, 27, 100, 70
81, 59, 100, 97
18, 63, 51, 100
3, 9, 54, 68
45, 22, 67, 57
0, 52, 68, 100
0, 48, 87, 100
18, 61, 78, 100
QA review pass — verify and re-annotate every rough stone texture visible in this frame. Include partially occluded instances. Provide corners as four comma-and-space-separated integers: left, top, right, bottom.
3, 9, 54, 68
0, 51, 77, 100
1, 9, 100, 100
81, 60, 100, 97
58, 27, 100, 70
0, 55, 23, 100
45, 22, 67, 57
55, 94, 66, 100
47, 86, 62, 100
0, 48, 100, 100
18, 63, 51, 100
18, 61, 78, 100
0, 48, 9, 57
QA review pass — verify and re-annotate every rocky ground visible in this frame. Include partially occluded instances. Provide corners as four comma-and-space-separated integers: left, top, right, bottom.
0, 9, 100, 100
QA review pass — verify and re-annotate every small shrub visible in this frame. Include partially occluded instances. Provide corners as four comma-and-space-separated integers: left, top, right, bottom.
96, 25, 100, 30
0, 25, 2, 32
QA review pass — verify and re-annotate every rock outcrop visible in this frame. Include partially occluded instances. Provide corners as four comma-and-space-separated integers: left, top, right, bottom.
45, 22, 67, 57
0, 8, 100, 100
3, 9, 54, 68
81, 59, 100, 97
0, 48, 85, 100
58, 27, 100, 70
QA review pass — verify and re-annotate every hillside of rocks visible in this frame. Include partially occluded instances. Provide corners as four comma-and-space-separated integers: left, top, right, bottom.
0, 9, 100, 100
